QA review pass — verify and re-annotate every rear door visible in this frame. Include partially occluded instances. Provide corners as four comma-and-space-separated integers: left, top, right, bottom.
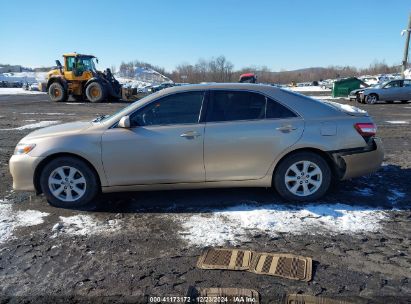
402, 80, 411, 100
203, 90, 304, 181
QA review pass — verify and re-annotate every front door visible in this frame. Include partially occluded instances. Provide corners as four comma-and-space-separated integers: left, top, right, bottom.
63, 56, 75, 81
101, 91, 206, 186
380, 80, 402, 100
204, 90, 304, 181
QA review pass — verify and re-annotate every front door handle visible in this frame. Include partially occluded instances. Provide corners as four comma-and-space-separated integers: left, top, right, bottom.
276, 125, 297, 132
180, 131, 201, 138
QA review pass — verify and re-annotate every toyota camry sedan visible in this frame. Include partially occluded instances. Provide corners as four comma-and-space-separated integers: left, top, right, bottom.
10, 83, 384, 208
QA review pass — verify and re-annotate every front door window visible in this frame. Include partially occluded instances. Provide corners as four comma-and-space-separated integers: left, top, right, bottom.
130, 91, 205, 126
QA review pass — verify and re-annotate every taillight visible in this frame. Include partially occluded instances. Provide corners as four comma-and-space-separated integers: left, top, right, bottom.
354, 123, 376, 137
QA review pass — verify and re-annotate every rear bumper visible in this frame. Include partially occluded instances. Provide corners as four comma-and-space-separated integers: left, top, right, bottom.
9, 154, 45, 191
332, 137, 384, 180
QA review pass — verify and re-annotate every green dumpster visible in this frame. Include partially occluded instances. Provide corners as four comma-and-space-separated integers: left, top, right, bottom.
332, 77, 364, 98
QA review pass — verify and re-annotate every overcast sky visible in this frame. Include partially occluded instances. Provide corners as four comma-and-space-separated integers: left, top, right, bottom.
0, 0, 410, 72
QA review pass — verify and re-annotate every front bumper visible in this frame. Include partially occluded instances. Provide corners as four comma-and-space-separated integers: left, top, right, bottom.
334, 137, 384, 180
9, 154, 45, 191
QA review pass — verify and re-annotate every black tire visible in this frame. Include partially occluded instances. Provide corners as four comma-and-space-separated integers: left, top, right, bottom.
274, 151, 332, 202
48, 82, 68, 102
356, 94, 361, 103
401, 100, 408, 103
365, 94, 378, 104
39, 156, 99, 208
86, 82, 106, 103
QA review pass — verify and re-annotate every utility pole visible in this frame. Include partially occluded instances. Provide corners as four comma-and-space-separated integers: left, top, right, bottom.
402, 12, 411, 78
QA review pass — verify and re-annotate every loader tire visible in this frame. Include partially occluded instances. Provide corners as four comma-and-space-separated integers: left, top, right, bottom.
48, 82, 68, 102
86, 82, 106, 103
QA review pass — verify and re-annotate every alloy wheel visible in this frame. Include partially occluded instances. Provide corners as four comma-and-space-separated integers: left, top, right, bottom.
48, 166, 87, 202
366, 95, 377, 104
284, 160, 323, 197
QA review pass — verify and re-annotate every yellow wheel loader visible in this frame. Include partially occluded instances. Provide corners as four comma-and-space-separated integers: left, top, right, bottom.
46, 53, 122, 102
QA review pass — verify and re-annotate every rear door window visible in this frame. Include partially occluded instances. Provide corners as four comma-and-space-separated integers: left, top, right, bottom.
206, 91, 266, 122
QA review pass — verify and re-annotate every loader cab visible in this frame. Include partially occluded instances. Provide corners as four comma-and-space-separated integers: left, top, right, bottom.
63, 54, 96, 81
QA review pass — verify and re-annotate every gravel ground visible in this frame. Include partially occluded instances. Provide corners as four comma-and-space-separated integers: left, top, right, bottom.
0, 92, 410, 304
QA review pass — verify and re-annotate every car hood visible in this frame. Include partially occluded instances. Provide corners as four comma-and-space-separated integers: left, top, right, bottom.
21, 121, 93, 141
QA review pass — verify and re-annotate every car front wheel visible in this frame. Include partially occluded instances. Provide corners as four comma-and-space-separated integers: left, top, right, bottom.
274, 152, 331, 201
365, 94, 378, 104
39, 156, 99, 208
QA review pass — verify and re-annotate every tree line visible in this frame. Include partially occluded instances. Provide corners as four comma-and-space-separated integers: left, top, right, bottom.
116, 56, 402, 84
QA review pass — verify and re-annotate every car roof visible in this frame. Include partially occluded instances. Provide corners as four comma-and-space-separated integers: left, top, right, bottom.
158, 82, 277, 94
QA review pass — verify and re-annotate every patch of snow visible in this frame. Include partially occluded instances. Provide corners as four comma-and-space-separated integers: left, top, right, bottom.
0, 199, 49, 244
385, 121, 409, 124
117, 77, 153, 90
53, 215, 121, 237
309, 96, 333, 100
0, 71, 48, 83
0, 120, 60, 130
24, 119, 36, 122
116, 66, 172, 89
287, 86, 331, 92
0, 88, 46, 95
176, 203, 388, 246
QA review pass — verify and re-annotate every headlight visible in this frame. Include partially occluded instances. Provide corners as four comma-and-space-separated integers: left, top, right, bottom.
14, 143, 36, 155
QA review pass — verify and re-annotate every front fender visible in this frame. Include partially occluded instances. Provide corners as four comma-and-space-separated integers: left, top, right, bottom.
29, 133, 108, 187
46, 76, 68, 91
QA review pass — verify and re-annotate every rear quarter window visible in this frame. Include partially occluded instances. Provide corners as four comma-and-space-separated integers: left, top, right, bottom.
266, 98, 297, 119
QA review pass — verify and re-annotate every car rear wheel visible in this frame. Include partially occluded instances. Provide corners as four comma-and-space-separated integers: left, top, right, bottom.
86, 82, 106, 103
365, 94, 378, 104
48, 82, 68, 102
274, 152, 331, 201
39, 156, 99, 208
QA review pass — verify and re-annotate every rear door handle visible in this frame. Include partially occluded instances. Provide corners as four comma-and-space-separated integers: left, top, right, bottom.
276, 125, 297, 132
180, 131, 201, 138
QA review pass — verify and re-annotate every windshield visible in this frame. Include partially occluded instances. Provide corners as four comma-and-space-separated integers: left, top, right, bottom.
370, 83, 383, 89
77, 57, 97, 73
93, 91, 163, 123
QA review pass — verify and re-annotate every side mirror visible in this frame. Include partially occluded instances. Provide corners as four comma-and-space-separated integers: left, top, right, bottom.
118, 116, 131, 128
